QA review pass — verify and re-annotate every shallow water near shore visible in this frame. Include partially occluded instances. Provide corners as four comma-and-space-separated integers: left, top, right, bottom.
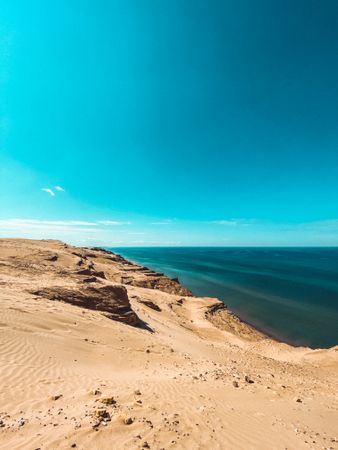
111, 247, 338, 349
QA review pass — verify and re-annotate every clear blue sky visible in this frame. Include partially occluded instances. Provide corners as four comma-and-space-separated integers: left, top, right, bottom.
1, 0, 338, 246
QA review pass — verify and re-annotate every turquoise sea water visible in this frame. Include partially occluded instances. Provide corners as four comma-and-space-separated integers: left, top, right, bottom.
109, 247, 338, 349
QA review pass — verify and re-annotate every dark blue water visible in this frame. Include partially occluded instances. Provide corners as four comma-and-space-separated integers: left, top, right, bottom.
109, 247, 338, 349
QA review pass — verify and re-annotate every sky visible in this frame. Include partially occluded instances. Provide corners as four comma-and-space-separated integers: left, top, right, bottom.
1, 0, 338, 246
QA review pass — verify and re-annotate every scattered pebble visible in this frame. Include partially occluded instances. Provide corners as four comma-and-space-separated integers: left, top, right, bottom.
244, 375, 254, 384
98, 396, 116, 406
124, 416, 133, 425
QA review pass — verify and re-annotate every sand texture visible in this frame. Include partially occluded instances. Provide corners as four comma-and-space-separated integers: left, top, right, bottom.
0, 238, 337, 450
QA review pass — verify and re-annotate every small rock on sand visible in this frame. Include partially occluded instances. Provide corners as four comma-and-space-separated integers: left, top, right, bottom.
98, 396, 116, 406
91, 389, 101, 395
94, 409, 111, 421
244, 375, 254, 384
124, 416, 133, 425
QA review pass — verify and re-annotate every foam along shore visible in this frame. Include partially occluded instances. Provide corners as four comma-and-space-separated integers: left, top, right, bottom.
0, 238, 337, 450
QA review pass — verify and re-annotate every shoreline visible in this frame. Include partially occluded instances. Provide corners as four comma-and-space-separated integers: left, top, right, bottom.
108, 248, 336, 351
110, 248, 334, 351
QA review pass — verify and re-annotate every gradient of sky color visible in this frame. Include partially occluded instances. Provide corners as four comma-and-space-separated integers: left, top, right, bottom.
1, 0, 338, 246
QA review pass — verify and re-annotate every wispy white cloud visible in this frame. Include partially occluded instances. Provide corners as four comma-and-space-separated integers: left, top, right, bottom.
98, 220, 131, 225
210, 220, 239, 226
2, 216, 337, 247
127, 232, 147, 235
0, 218, 148, 247
130, 240, 182, 246
209, 219, 251, 227
41, 186, 65, 196
81, 238, 127, 245
0, 219, 136, 234
0, 218, 134, 229
0, 219, 99, 233
150, 220, 173, 225
0, 219, 97, 226
54, 220, 96, 226
41, 188, 55, 197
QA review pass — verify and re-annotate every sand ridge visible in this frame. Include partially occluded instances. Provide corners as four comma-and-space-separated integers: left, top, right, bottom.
0, 238, 337, 450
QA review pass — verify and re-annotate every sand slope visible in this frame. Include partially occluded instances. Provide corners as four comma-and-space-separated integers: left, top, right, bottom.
0, 238, 337, 450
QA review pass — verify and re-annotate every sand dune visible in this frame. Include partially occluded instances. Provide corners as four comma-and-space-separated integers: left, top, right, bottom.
0, 238, 337, 450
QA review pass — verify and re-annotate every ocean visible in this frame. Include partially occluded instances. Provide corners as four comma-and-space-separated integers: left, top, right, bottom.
109, 247, 338, 349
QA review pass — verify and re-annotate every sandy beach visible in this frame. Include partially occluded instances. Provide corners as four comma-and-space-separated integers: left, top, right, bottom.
0, 238, 337, 450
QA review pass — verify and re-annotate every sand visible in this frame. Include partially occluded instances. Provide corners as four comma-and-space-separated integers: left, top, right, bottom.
0, 238, 337, 450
